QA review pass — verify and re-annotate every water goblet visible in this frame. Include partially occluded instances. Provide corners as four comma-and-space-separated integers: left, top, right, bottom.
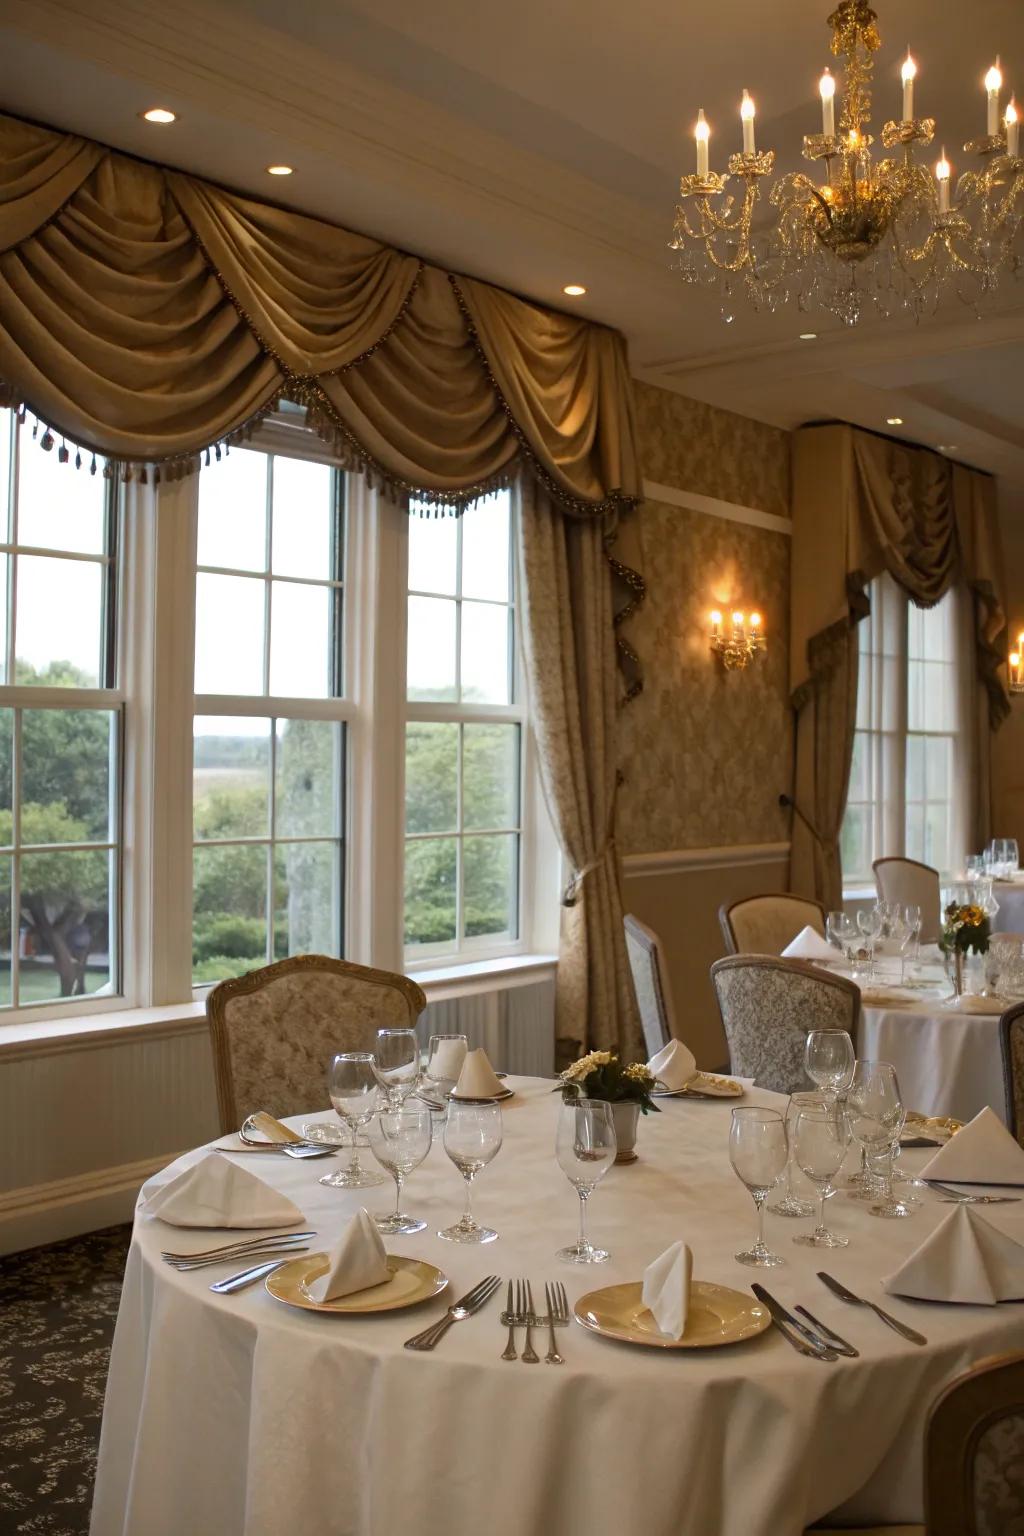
319, 1052, 388, 1189
729, 1106, 788, 1267
826, 911, 856, 965
846, 1060, 912, 1219
768, 1092, 819, 1218
856, 907, 882, 979
792, 1102, 851, 1248
423, 1033, 468, 1100
368, 1108, 433, 1234
804, 1029, 855, 1101
1007, 839, 1020, 876
438, 1100, 502, 1243
555, 1098, 617, 1263
903, 903, 922, 967
374, 1028, 420, 1109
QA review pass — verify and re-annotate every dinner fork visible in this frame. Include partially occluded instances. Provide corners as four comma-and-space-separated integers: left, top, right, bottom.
501, 1279, 520, 1361
926, 1179, 1021, 1205
403, 1274, 501, 1351
817, 1271, 927, 1346
166, 1241, 311, 1271
522, 1280, 540, 1364
160, 1231, 315, 1263
544, 1281, 568, 1364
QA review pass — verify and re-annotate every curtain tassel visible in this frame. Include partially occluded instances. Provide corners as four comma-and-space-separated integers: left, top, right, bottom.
102, 459, 114, 480
58, 440, 70, 465
89, 454, 97, 476
40, 430, 54, 452
204, 446, 211, 467
139, 465, 148, 486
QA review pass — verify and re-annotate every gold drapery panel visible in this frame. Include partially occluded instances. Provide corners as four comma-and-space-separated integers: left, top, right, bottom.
789, 423, 1009, 907
0, 110, 642, 520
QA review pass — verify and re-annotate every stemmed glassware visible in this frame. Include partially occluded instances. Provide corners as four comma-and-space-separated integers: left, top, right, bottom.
768, 1092, 819, 1218
1007, 839, 1020, 876
804, 1029, 855, 1101
368, 1108, 433, 1234
423, 1033, 468, 1100
729, 1106, 788, 1267
826, 911, 857, 965
319, 1052, 388, 1189
845, 1060, 912, 1219
555, 1098, 617, 1264
792, 1102, 851, 1248
438, 1100, 502, 1243
856, 907, 883, 980
374, 1028, 421, 1109
903, 903, 922, 968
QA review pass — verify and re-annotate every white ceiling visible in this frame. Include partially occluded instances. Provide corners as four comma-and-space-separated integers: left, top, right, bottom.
2, 0, 1024, 493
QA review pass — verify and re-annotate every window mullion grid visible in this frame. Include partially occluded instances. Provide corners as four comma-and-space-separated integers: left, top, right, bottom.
263, 456, 274, 698
268, 712, 277, 966
7, 418, 17, 688
455, 722, 465, 954
10, 705, 20, 1007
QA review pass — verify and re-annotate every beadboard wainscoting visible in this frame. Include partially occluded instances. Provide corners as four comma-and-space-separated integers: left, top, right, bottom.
622, 842, 791, 1068
0, 972, 556, 1256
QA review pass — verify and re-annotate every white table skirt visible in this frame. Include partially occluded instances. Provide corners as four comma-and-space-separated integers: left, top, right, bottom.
90, 1079, 1024, 1536
857, 1002, 1007, 1124
992, 881, 1024, 935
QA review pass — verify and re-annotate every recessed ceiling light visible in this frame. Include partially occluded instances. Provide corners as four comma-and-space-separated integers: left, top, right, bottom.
141, 107, 176, 124
266, 164, 294, 176
562, 284, 587, 297
886, 416, 904, 426
799, 332, 817, 340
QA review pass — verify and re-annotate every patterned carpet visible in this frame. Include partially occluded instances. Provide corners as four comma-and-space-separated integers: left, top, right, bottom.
0, 1226, 131, 1536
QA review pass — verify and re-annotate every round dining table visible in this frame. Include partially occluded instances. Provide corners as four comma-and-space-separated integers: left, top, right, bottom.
90, 1078, 1024, 1536
992, 878, 1024, 935
857, 985, 1008, 1125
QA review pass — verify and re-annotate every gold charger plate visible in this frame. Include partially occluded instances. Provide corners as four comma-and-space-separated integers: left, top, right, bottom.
266, 1253, 447, 1314
902, 1112, 963, 1143
574, 1281, 770, 1349
654, 1072, 744, 1100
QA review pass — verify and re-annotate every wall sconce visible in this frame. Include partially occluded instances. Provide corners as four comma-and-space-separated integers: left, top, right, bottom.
709, 609, 767, 671
1010, 631, 1024, 695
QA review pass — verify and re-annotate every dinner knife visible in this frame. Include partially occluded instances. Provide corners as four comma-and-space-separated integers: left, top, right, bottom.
751, 1285, 839, 1360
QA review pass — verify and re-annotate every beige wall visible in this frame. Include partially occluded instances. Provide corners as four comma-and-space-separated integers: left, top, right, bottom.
992, 486, 1024, 843
619, 382, 794, 1067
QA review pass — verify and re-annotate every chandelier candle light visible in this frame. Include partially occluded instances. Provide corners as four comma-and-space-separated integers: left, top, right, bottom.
710, 609, 766, 671
671, 1, 1024, 325
1010, 631, 1024, 695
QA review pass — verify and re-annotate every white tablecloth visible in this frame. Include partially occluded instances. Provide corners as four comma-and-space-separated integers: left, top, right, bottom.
992, 880, 1024, 935
90, 1080, 1024, 1536
858, 994, 1007, 1124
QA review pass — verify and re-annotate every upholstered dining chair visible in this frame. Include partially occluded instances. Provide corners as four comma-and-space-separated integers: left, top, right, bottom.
999, 1000, 1024, 1149
624, 913, 676, 1057
206, 954, 427, 1134
709, 955, 859, 1093
873, 856, 942, 944
718, 893, 827, 957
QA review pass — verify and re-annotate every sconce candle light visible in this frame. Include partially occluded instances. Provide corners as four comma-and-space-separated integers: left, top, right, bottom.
1010, 631, 1024, 694
709, 608, 767, 670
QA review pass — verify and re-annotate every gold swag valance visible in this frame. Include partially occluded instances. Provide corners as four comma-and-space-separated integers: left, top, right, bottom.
0, 112, 642, 517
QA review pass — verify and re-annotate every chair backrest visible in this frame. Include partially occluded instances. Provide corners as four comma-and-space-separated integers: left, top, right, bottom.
207, 954, 427, 1133
719, 894, 827, 956
999, 1001, 1024, 1150
709, 955, 860, 1093
874, 856, 942, 944
624, 913, 675, 1057
925, 1350, 1024, 1535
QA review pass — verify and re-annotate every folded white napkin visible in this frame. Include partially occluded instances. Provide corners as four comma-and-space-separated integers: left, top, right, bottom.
920, 1106, 1024, 1187
144, 1151, 305, 1229
883, 1203, 1024, 1304
452, 1047, 503, 1099
306, 1208, 391, 1303
430, 1038, 467, 1083
647, 1038, 698, 1092
781, 925, 837, 962
641, 1240, 693, 1338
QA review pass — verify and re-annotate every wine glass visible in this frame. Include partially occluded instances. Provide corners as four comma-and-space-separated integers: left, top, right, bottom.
856, 907, 882, 979
374, 1028, 420, 1109
826, 910, 856, 965
791, 1102, 851, 1248
804, 1029, 855, 1101
319, 1053, 388, 1189
438, 1101, 502, 1243
845, 1060, 912, 1219
555, 1098, 617, 1263
423, 1034, 468, 1099
368, 1108, 433, 1234
728, 1106, 788, 1267
1007, 839, 1020, 876
768, 1092, 818, 1218
903, 903, 922, 967
965, 854, 983, 882
888, 908, 911, 984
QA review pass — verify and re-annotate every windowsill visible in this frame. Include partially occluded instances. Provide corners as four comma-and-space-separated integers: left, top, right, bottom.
0, 955, 560, 1058
842, 884, 876, 901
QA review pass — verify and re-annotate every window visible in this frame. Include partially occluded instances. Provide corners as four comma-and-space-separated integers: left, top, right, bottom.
841, 571, 970, 886
0, 413, 120, 1010
403, 493, 524, 958
192, 447, 346, 984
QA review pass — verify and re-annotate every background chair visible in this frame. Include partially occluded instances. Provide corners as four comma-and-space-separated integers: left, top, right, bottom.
710, 955, 859, 1093
873, 857, 942, 944
207, 954, 427, 1133
624, 913, 677, 1058
925, 1350, 1024, 1535
719, 893, 827, 956
1000, 1001, 1024, 1149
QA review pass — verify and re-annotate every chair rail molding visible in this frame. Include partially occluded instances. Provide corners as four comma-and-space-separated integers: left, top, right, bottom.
640, 481, 793, 536
623, 841, 791, 877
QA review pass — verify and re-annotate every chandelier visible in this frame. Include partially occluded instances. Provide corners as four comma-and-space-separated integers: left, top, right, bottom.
670, 0, 1024, 325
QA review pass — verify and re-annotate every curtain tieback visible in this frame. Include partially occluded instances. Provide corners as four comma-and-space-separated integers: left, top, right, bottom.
562, 839, 616, 907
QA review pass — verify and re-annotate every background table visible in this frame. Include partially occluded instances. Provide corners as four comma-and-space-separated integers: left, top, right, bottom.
857, 990, 1007, 1124
91, 1079, 1024, 1536
992, 879, 1024, 935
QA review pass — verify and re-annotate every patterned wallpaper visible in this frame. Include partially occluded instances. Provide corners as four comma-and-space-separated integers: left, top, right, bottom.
617, 383, 793, 855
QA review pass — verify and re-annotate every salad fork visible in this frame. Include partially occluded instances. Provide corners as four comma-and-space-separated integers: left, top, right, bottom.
501, 1279, 520, 1361
927, 1179, 1021, 1205
404, 1274, 501, 1351
160, 1231, 315, 1263
521, 1279, 540, 1364
544, 1281, 568, 1364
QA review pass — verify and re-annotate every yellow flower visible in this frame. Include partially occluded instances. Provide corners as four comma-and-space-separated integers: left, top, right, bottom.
562, 1049, 614, 1083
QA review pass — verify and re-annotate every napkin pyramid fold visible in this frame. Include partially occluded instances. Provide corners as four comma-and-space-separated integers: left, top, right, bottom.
781, 925, 837, 962
882, 1202, 1024, 1304
647, 1039, 697, 1092
641, 1239, 693, 1338
920, 1106, 1024, 1186
452, 1047, 503, 1100
144, 1151, 305, 1229
307, 1208, 391, 1303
